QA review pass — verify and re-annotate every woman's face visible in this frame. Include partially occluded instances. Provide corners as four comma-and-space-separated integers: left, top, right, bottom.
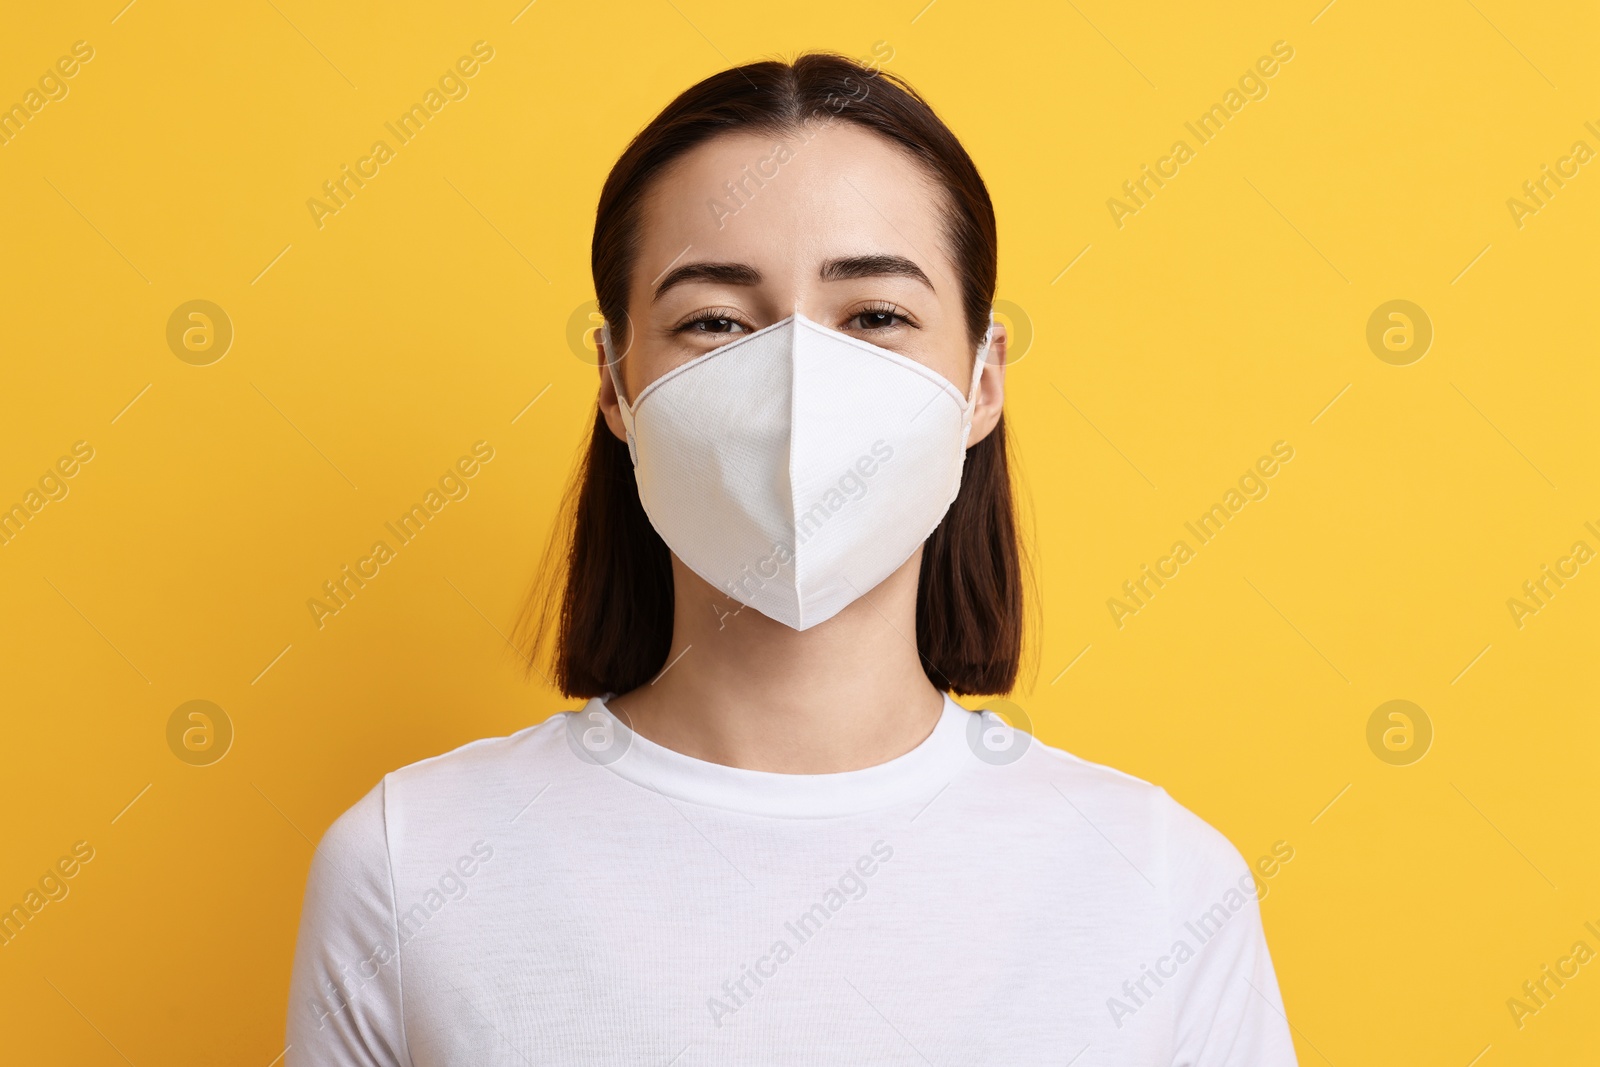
598, 122, 1006, 446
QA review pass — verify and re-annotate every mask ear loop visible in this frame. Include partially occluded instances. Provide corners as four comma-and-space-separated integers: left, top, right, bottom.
599, 320, 639, 466
959, 312, 997, 448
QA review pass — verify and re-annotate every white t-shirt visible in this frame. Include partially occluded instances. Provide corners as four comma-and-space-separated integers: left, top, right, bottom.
287, 695, 1298, 1065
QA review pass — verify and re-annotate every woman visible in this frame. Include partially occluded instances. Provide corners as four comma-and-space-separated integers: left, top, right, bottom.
287, 53, 1297, 1065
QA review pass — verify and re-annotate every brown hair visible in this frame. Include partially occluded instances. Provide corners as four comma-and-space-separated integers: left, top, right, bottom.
516, 51, 1027, 697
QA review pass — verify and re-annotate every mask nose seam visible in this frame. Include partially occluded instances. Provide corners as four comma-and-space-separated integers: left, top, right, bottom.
785, 315, 805, 629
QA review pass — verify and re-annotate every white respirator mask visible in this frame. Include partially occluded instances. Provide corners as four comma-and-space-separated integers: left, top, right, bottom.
603, 310, 994, 631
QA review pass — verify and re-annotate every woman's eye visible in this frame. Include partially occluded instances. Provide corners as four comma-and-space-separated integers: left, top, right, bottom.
681, 316, 746, 335
852, 310, 906, 330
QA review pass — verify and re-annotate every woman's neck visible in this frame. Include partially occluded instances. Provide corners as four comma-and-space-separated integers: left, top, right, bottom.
602, 551, 946, 774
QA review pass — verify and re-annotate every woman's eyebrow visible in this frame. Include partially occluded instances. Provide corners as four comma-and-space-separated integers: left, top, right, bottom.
820, 254, 934, 292
652, 262, 762, 301
651, 254, 934, 302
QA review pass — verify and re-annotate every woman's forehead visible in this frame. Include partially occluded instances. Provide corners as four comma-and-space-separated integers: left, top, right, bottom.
632, 124, 950, 292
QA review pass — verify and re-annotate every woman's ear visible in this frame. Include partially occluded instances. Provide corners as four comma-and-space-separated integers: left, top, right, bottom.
596, 336, 630, 443
966, 322, 1007, 447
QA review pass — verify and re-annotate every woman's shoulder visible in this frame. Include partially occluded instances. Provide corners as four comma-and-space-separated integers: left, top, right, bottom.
1015, 732, 1254, 883
384, 707, 579, 793
312, 707, 585, 859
